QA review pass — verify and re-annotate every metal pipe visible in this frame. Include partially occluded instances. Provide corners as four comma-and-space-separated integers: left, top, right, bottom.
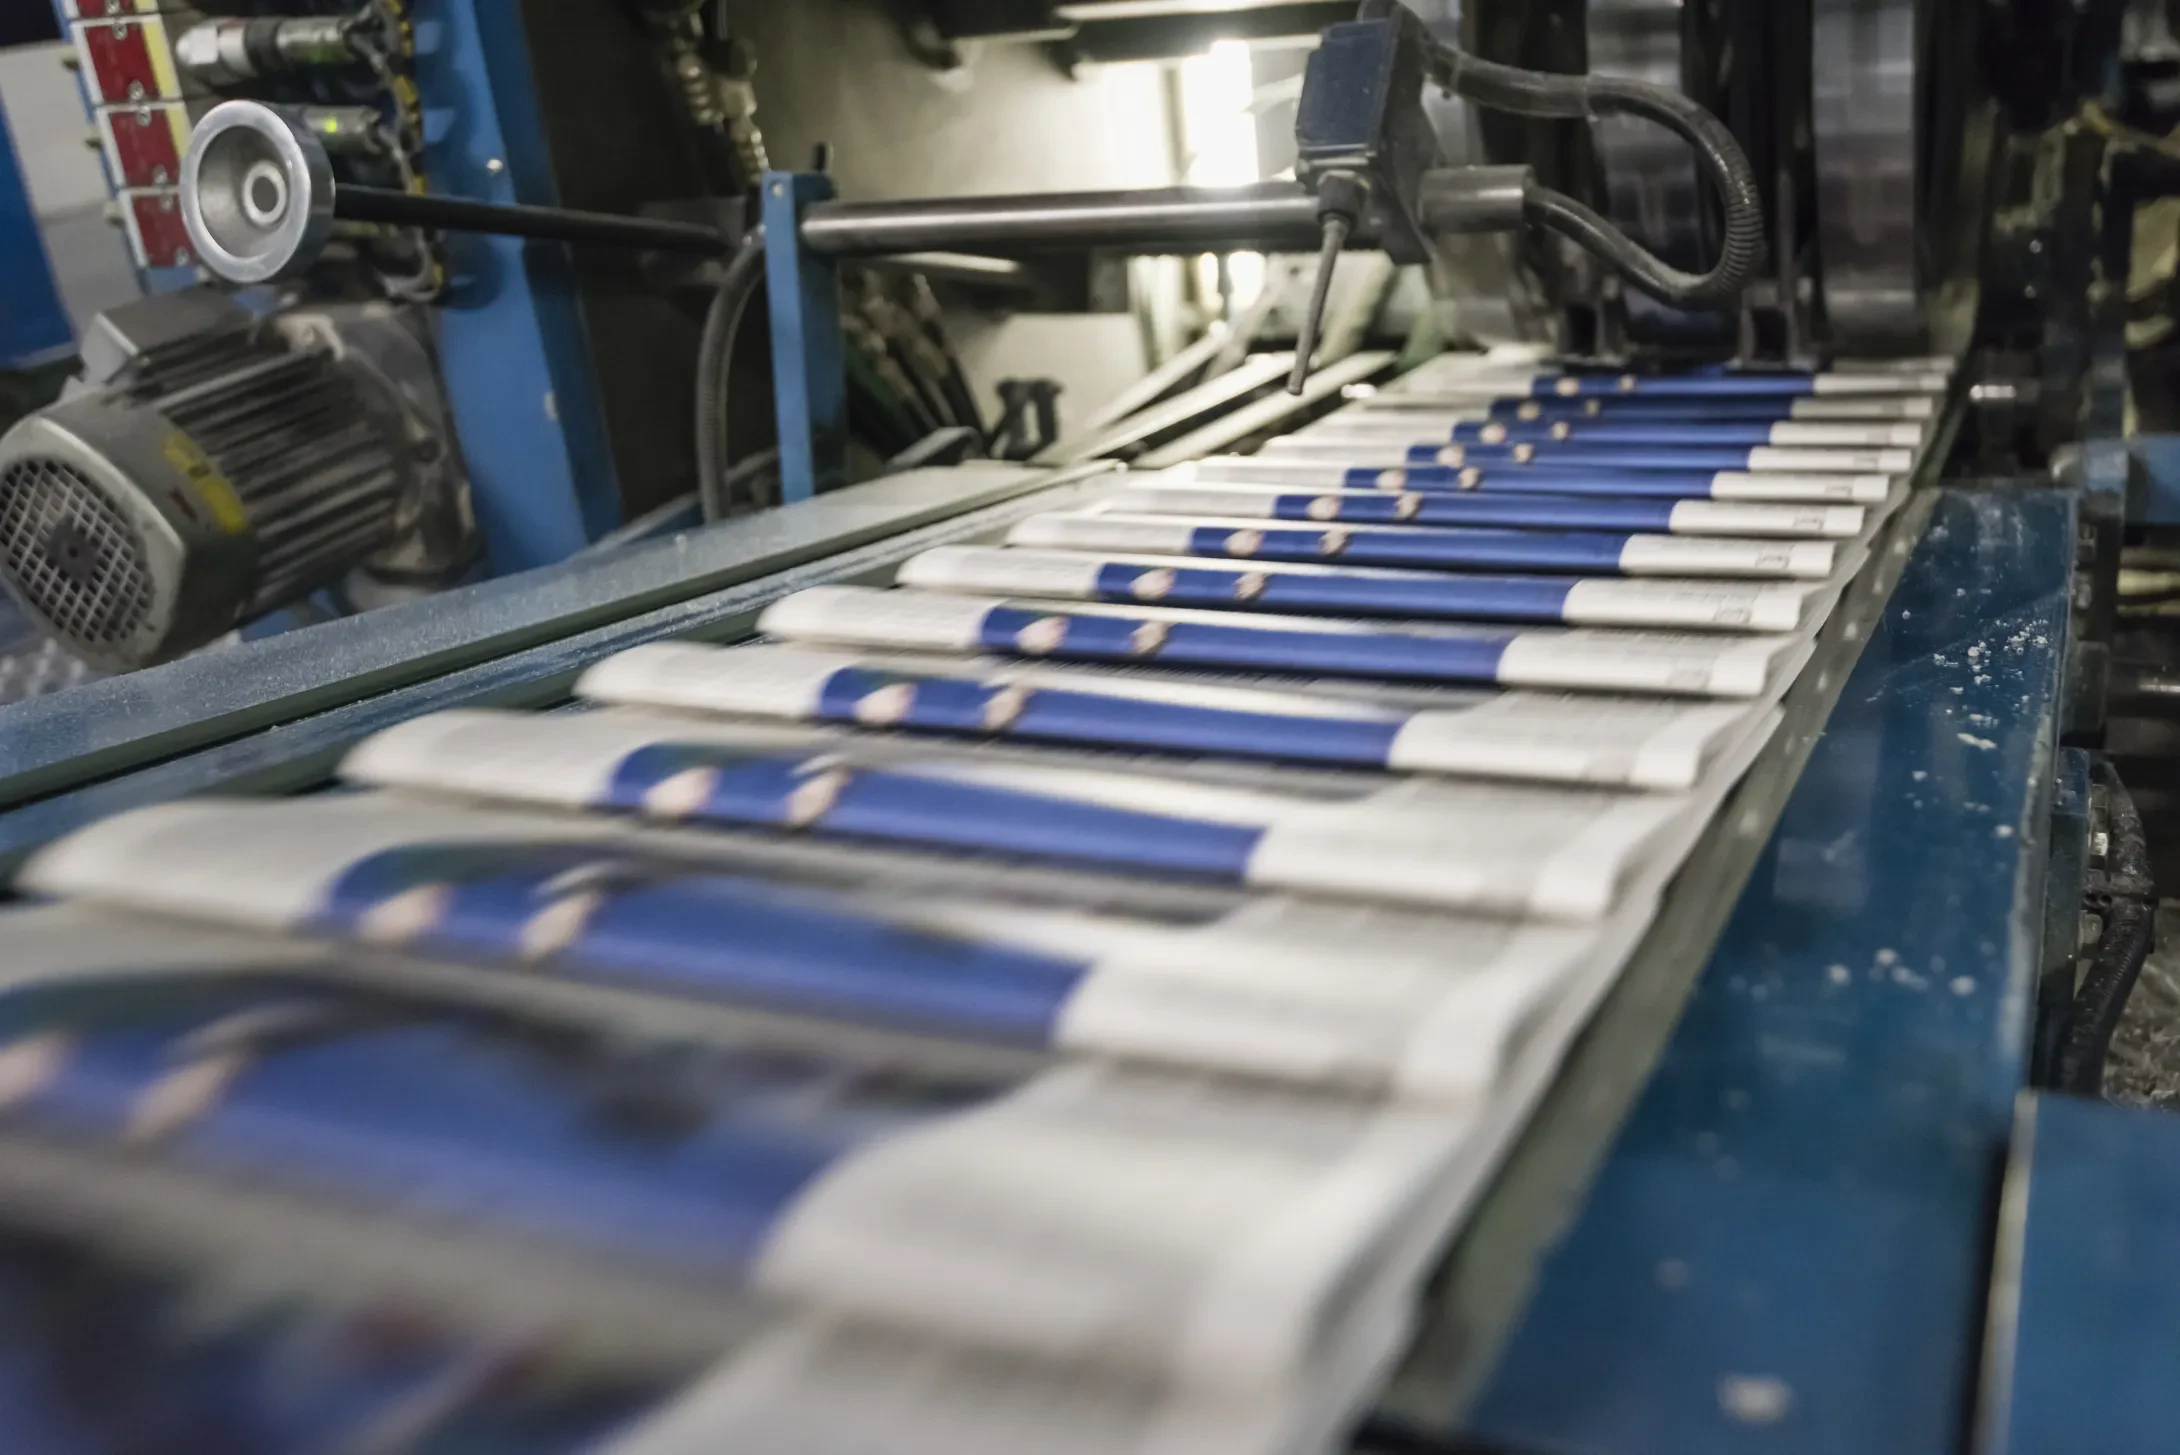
338, 182, 1335, 262
188, 105, 1350, 274
865, 252, 1032, 288
797, 182, 1341, 256
2110, 663, 2180, 715
333, 185, 731, 255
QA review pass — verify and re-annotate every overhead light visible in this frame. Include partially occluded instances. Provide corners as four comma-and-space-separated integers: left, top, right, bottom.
1056, 0, 1282, 20
1179, 39, 1265, 309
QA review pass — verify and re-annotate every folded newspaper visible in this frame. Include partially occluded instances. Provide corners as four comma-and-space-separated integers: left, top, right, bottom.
1212, 440, 1921, 476
1096, 481, 1871, 538
575, 640, 1773, 790
325, 706, 1772, 917
893, 545, 1829, 632
0, 1199, 677, 1453
0, 900, 1479, 1408
1185, 455, 1904, 499
756, 586, 1819, 698
1006, 510, 1842, 578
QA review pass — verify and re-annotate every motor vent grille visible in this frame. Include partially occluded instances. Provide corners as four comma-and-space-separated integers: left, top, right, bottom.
0, 457, 155, 649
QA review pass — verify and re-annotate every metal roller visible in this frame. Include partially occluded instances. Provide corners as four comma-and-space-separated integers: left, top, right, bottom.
1810, 0, 1922, 350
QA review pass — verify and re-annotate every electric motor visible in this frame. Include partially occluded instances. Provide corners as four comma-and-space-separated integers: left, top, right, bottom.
0, 296, 412, 672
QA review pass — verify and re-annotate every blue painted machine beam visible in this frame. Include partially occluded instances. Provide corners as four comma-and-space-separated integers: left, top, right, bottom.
0, 99, 73, 368
411, 0, 623, 573
764, 171, 848, 504
1463, 488, 2074, 1454
1983, 1093, 2180, 1455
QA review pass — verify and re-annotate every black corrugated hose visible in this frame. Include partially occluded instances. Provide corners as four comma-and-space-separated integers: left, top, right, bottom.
2057, 761, 2158, 1096
694, 229, 768, 521
1420, 41, 1763, 309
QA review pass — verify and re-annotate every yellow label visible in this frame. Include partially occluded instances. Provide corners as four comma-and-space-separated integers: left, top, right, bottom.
161, 433, 249, 535
141, 16, 181, 100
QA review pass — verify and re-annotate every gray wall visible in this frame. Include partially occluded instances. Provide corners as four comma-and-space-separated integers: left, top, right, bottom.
733, 1, 1177, 430
0, 40, 141, 340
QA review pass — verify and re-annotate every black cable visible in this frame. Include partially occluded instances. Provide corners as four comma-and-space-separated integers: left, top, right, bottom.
2057, 760, 2159, 1095
905, 274, 990, 442
714, 447, 782, 517
1422, 41, 1763, 309
694, 230, 768, 522
1288, 211, 1351, 393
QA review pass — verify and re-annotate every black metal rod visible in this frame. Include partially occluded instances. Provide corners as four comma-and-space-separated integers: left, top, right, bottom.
798, 182, 1341, 256
332, 181, 1346, 262
334, 184, 730, 255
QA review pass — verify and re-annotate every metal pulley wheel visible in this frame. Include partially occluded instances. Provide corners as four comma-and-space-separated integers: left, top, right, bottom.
1810, 0, 1992, 356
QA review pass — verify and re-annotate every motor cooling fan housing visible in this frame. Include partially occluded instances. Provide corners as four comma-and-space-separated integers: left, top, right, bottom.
0, 308, 411, 672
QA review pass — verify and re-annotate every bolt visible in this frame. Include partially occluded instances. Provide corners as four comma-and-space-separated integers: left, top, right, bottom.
1720, 1375, 1794, 1425
484, 157, 505, 174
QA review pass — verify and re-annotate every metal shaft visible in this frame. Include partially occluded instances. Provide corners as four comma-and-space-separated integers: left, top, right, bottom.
334, 186, 731, 255
796, 182, 1343, 257
332, 183, 1342, 263
2111, 664, 2180, 716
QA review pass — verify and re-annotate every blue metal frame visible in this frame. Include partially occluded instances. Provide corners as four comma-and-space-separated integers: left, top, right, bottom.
0, 95, 73, 367
2031, 748, 2093, 1083
1464, 487, 2075, 1455
763, 170, 847, 503
410, 0, 623, 573
1984, 1093, 2180, 1455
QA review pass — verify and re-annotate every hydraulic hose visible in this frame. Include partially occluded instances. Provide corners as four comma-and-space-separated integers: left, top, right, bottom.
694, 229, 768, 521
2057, 761, 2159, 1096
1423, 42, 1763, 309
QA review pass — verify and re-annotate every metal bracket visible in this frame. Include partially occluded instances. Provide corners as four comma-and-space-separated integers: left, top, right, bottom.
762, 170, 847, 503
1293, 9, 1444, 266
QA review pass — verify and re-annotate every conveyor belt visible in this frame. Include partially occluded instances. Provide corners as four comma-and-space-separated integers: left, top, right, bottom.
0, 353, 1954, 1453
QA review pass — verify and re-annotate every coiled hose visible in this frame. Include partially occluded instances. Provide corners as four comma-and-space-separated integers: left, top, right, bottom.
2057, 761, 2159, 1096
694, 229, 768, 521
1423, 42, 1763, 309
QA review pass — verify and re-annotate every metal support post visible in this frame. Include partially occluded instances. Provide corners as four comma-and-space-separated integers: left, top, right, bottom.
763, 171, 847, 503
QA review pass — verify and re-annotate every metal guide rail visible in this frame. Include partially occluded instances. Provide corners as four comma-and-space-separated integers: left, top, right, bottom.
0, 354, 1965, 1452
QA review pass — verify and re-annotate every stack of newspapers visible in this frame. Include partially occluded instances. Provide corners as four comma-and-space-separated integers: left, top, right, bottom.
0, 355, 1949, 1453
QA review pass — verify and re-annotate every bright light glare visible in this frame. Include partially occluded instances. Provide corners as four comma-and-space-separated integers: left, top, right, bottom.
1178, 39, 1264, 309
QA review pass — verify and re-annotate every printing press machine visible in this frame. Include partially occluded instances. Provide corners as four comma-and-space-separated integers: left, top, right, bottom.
0, 0, 2177, 1451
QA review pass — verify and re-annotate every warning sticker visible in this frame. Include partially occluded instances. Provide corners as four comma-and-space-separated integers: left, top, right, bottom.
161, 432, 249, 534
